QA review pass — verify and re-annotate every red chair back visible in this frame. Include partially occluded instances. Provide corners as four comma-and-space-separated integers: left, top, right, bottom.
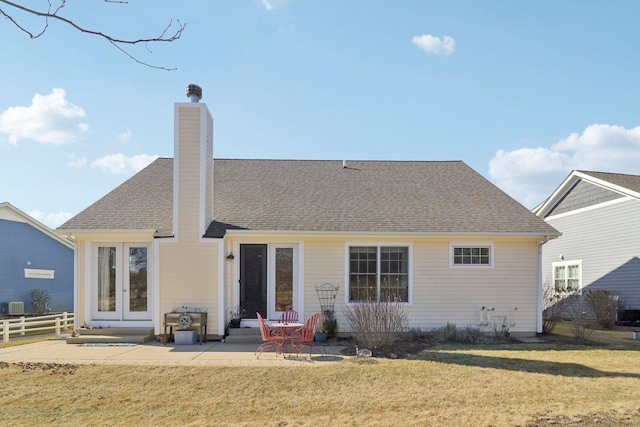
300, 313, 320, 342
279, 310, 299, 323
257, 312, 272, 341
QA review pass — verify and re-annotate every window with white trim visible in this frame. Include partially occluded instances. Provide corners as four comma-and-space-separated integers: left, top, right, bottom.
553, 260, 582, 294
348, 246, 409, 302
450, 244, 493, 267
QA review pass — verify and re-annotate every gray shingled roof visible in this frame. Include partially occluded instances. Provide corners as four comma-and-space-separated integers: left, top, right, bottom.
578, 170, 640, 194
59, 158, 173, 237
60, 158, 559, 238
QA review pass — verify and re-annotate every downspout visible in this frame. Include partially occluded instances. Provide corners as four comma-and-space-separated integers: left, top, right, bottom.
536, 236, 550, 334
70, 236, 78, 331
218, 238, 225, 339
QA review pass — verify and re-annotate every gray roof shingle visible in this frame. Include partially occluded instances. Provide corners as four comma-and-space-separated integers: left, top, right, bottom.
60, 158, 559, 238
578, 170, 640, 194
59, 158, 173, 237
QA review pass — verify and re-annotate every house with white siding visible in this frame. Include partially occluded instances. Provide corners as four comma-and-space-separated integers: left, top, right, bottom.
534, 170, 640, 323
57, 85, 559, 339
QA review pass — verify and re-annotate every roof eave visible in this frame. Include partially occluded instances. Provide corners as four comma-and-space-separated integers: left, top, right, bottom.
55, 228, 159, 239
223, 229, 561, 239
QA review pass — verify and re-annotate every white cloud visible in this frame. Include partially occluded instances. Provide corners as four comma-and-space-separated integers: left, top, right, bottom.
489, 124, 640, 208
117, 128, 132, 141
28, 210, 74, 229
91, 153, 158, 175
0, 88, 89, 144
67, 153, 87, 168
412, 34, 455, 56
260, 0, 288, 10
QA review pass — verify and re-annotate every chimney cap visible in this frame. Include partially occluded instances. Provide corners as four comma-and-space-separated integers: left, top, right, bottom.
186, 84, 203, 102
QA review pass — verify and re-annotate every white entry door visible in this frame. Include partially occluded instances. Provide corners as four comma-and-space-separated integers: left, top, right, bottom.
93, 243, 151, 321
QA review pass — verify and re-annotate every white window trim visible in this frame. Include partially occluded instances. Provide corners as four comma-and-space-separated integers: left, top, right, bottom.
449, 242, 494, 268
552, 259, 583, 295
344, 243, 413, 305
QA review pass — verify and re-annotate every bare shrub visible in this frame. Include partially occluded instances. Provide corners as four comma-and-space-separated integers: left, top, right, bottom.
542, 279, 570, 335
585, 289, 617, 329
563, 294, 594, 341
343, 298, 408, 350
491, 315, 511, 338
436, 323, 484, 343
30, 289, 50, 315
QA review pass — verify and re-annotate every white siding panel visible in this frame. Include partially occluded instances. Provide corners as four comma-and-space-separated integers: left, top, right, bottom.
159, 239, 220, 334
303, 240, 345, 324
411, 238, 538, 332
300, 236, 540, 334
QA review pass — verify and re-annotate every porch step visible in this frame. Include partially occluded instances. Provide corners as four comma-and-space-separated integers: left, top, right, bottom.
224, 327, 262, 344
66, 327, 156, 344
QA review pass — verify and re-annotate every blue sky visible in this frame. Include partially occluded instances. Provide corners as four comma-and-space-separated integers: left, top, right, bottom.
2, 1, 640, 228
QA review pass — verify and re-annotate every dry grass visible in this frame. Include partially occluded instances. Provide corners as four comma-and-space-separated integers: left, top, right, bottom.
1, 327, 640, 426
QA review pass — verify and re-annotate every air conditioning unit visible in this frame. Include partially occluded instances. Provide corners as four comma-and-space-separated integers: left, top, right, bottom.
8, 301, 24, 316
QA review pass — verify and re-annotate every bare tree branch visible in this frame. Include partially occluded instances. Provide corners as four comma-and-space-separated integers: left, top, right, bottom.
0, 0, 185, 70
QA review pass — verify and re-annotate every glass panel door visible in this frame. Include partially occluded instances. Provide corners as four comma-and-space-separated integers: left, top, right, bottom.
93, 243, 151, 321
97, 247, 117, 314
269, 245, 296, 320
123, 245, 150, 320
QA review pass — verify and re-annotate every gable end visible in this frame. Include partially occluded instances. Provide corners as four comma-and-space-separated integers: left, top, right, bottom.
545, 179, 624, 217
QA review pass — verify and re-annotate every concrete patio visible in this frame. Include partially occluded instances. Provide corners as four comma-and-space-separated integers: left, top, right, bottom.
0, 338, 349, 367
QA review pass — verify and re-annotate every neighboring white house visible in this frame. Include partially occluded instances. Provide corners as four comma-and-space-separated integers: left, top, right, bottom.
534, 170, 640, 323
58, 85, 559, 338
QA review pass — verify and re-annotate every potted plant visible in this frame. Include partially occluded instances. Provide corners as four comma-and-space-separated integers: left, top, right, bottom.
316, 309, 337, 342
228, 305, 246, 328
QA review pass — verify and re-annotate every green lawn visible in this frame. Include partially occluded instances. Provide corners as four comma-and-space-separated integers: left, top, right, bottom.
1, 326, 639, 426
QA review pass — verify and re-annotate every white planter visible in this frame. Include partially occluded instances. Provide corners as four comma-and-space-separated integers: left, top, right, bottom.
174, 330, 196, 345
633, 331, 640, 341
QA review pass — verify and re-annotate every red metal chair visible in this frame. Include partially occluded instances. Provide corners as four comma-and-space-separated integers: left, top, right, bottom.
279, 309, 299, 323
291, 313, 320, 358
255, 312, 285, 359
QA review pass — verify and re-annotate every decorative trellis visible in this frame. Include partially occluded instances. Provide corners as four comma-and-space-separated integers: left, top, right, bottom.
315, 283, 340, 313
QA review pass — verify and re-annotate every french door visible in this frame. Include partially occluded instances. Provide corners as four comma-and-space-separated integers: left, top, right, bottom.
239, 244, 297, 320
94, 243, 151, 321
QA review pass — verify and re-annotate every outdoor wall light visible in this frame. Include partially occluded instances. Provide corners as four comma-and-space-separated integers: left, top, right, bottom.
226, 253, 235, 260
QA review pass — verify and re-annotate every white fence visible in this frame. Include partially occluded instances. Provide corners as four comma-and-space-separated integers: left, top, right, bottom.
1, 312, 74, 343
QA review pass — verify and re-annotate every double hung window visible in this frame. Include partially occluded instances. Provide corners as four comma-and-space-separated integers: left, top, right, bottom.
553, 260, 582, 293
348, 246, 409, 302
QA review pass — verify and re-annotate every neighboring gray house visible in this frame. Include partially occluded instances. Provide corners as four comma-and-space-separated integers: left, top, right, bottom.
0, 202, 75, 315
533, 170, 640, 322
